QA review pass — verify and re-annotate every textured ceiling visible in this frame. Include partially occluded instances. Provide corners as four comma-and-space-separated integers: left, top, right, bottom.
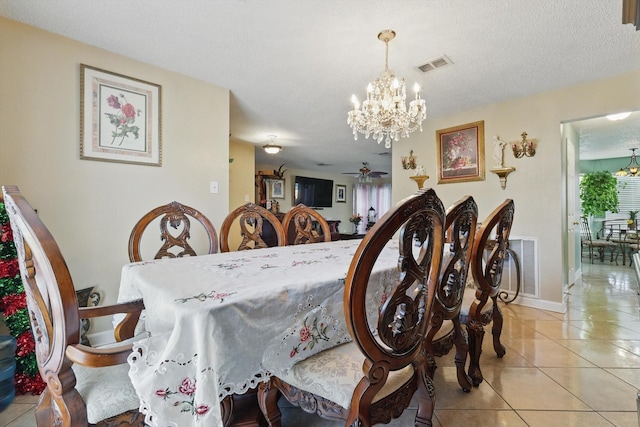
1, 0, 639, 173
572, 111, 640, 161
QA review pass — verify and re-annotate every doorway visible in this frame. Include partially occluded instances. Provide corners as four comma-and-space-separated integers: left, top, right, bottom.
563, 111, 640, 289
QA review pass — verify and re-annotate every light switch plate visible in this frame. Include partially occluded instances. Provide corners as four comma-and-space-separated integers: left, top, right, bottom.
210, 181, 219, 193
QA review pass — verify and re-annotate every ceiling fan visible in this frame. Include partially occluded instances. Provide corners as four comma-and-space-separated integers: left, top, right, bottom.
343, 162, 388, 181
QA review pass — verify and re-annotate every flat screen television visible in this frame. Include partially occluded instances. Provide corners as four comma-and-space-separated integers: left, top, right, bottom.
294, 176, 333, 208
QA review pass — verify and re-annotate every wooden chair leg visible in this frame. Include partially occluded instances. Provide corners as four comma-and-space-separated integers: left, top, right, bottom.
257, 380, 282, 427
452, 317, 472, 392
220, 395, 234, 427
466, 321, 485, 387
414, 356, 435, 427
491, 298, 506, 358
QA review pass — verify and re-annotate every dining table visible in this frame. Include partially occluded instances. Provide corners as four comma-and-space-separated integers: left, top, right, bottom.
117, 238, 401, 427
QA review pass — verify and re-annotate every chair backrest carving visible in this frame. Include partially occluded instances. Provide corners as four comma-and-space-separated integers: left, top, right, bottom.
219, 203, 286, 252
282, 204, 331, 245
344, 188, 445, 413
428, 196, 478, 329
470, 199, 515, 305
2, 186, 87, 424
128, 201, 218, 262
440, 196, 478, 312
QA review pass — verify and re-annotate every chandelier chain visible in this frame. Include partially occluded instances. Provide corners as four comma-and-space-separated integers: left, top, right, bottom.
384, 38, 389, 71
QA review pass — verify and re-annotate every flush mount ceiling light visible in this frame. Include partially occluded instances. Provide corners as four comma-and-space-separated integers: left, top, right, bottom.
606, 112, 632, 121
263, 135, 282, 155
615, 148, 640, 177
347, 29, 426, 149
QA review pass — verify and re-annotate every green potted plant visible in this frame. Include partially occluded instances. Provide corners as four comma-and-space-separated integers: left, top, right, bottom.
579, 171, 619, 218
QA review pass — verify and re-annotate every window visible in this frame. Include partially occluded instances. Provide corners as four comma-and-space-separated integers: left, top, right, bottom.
353, 183, 392, 229
614, 176, 640, 215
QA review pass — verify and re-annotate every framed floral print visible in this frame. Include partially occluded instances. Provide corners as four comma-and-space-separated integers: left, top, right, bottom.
269, 179, 285, 199
436, 120, 485, 184
80, 64, 162, 166
336, 184, 347, 203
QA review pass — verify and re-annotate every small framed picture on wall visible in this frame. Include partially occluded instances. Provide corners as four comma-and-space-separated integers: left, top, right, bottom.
269, 179, 285, 199
336, 184, 347, 203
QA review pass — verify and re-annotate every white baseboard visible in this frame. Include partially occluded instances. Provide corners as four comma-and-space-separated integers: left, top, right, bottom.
504, 295, 565, 313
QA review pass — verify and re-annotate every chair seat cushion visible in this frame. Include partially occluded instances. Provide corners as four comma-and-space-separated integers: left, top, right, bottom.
72, 363, 140, 424
277, 341, 414, 409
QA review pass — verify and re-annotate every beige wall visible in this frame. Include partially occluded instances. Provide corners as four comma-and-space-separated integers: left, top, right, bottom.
229, 140, 256, 208
228, 140, 255, 250
393, 69, 640, 310
0, 18, 230, 329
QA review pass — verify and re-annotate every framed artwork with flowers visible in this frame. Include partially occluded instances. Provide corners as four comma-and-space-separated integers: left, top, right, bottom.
80, 64, 162, 166
436, 120, 485, 184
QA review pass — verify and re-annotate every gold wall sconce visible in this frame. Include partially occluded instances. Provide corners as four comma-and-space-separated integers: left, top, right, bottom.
401, 150, 417, 170
490, 136, 515, 189
490, 167, 516, 190
409, 164, 429, 189
410, 174, 429, 189
512, 132, 536, 158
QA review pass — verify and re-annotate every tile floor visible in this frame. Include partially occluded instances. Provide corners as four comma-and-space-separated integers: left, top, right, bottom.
2, 260, 640, 426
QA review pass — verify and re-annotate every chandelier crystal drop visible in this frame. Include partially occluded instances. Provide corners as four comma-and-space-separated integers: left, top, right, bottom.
347, 30, 426, 149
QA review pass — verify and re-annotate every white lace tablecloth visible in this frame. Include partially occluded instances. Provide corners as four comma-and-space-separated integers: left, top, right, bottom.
117, 239, 399, 427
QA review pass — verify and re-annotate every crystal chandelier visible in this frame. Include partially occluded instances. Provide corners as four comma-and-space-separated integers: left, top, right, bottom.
347, 30, 426, 149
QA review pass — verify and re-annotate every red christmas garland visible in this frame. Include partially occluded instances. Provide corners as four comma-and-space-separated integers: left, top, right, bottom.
0, 201, 45, 395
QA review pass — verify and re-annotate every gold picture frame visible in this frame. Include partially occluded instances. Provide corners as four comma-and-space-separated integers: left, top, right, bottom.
436, 120, 485, 184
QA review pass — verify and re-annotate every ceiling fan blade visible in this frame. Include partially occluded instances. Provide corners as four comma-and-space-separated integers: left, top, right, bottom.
369, 171, 388, 177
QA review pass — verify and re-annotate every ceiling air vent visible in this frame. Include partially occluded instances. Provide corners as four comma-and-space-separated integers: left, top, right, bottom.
418, 55, 452, 73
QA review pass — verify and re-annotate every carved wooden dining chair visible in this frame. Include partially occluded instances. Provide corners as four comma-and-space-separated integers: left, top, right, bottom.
219, 203, 286, 252
281, 203, 331, 245
257, 188, 446, 427
128, 201, 218, 262
2, 185, 146, 427
424, 195, 478, 393
462, 198, 515, 387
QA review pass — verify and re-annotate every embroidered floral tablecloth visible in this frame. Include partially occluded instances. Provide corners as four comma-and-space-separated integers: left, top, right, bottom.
118, 239, 399, 427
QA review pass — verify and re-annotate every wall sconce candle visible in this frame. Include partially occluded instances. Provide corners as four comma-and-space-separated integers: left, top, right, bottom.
401, 150, 417, 170
512, 132, 536, 158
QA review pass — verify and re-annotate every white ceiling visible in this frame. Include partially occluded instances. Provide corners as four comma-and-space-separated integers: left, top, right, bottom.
1, 1, 639, 173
